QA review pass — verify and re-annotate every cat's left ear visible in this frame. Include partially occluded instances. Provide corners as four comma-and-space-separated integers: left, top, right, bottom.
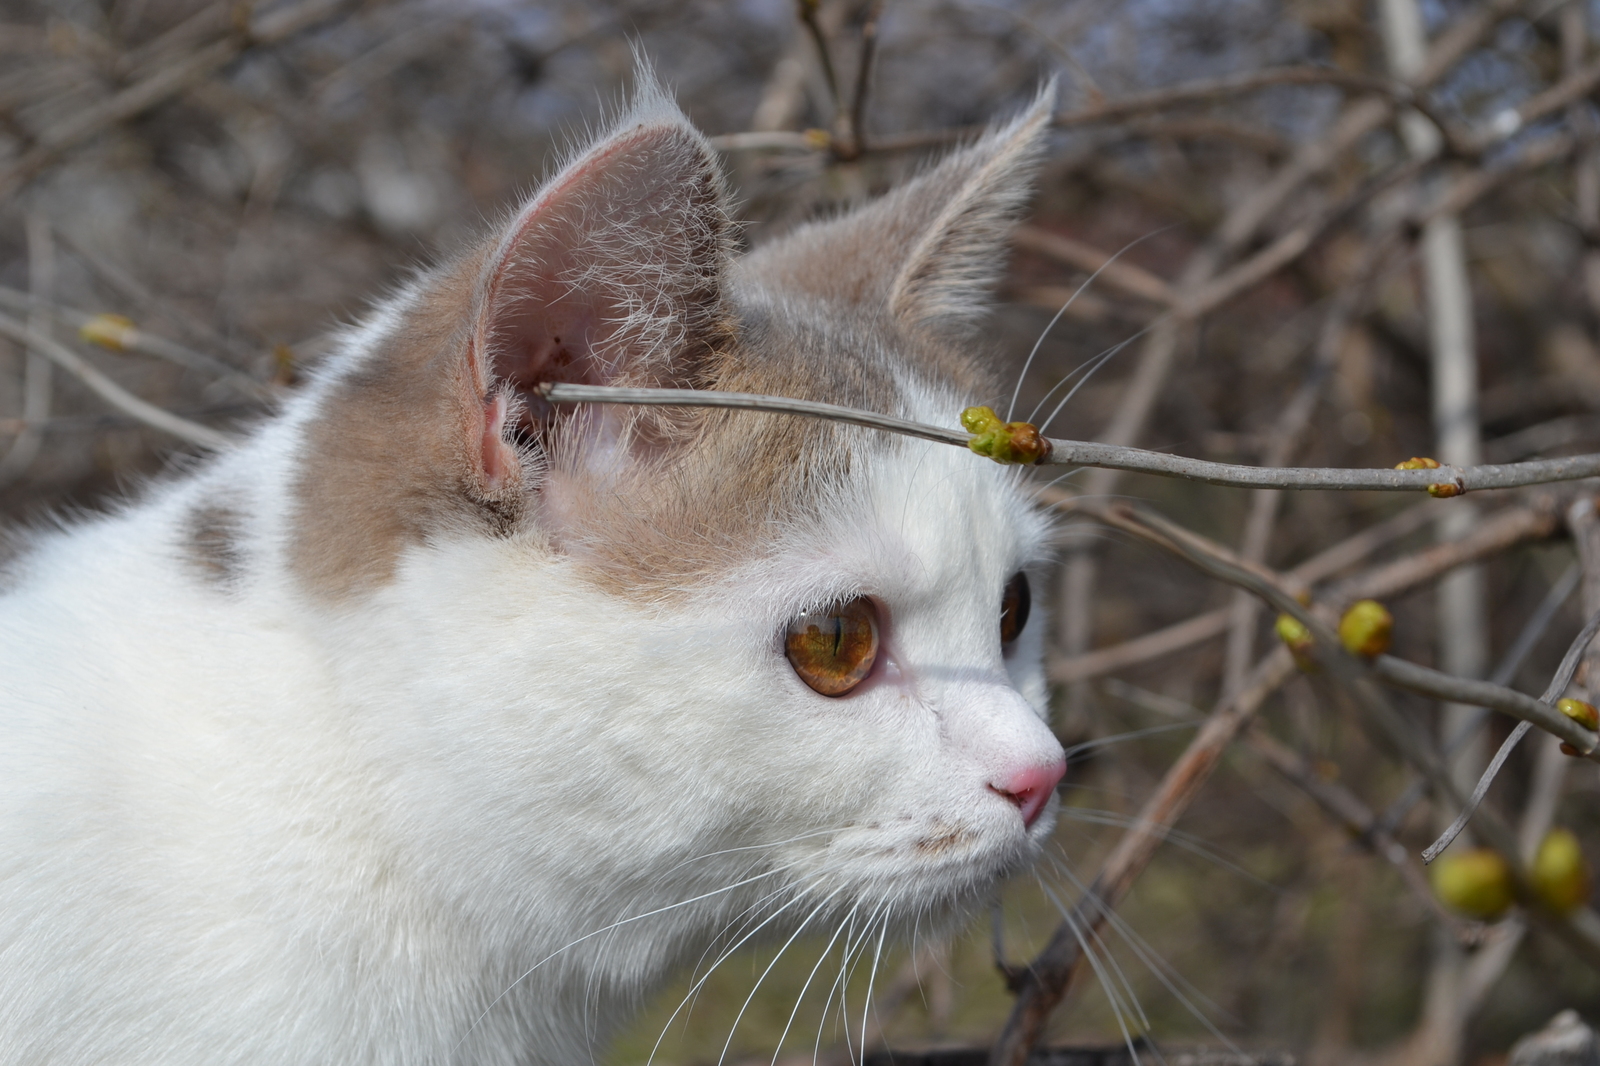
741, 83, 1054, 335
886, 84, 1054, 331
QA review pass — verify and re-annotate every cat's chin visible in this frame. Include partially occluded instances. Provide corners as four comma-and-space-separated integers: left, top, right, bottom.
774, 800, 1058, 923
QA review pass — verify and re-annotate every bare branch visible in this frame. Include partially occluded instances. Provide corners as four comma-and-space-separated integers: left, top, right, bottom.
0, 286, 273, 402
539, 382, 1600, 493
0, 312, 231, 451
985, 648, 1298, 1066
0, 0, 352, 198
1012, 226, 1175, 305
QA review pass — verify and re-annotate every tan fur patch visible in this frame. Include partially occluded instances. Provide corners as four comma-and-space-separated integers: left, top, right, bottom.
184, 502, 246, 585
537, 301, 911, 598
288, 246, 509, 600
914, 827, 976, 856
284, 98, 1041, 603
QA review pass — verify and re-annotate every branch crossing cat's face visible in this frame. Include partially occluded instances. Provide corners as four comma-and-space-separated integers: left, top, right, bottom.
0, 71, 1064, 1065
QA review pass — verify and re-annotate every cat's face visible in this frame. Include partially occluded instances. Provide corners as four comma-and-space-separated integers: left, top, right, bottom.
282, 77, 1063, 936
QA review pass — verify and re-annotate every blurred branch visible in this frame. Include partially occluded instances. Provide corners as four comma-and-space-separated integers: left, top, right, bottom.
839, 0, 884, 161
1329, 500, 1564, 604
795, 0, 842, 120
1049, 497, 1560, 683
0, 216, 54, 487
0, 287, 273, 402
1047, 500, 1434, 683
0, 0, 352, 198
1093, 499, 1599, 763
0, 312, 230, 450
1012, 226, 1175, 305
986, 646, 1298, 1066
1243, 726, 1490, 943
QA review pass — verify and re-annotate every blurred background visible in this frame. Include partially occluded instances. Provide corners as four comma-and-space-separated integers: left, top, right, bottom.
4, 0, 1600, 1063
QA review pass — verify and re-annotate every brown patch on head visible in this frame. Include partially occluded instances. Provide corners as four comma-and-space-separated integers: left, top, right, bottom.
289, 248, 510, 600
286, 97, 736, 602
282, 82, 1047, 603
184, 501, 246, 585
533, 299, 909, 596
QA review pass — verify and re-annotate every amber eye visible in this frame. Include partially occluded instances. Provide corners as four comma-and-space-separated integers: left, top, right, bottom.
785, 596, 880, 697
1001, 571, 1031, 647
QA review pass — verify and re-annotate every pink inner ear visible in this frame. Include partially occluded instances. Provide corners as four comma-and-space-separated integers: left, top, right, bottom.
487, 288, 607, 446
469, 119, 728, 462
479, 391, 518, 491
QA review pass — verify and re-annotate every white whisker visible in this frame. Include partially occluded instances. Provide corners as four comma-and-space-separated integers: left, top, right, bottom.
647, 880, 828, 1066
716, 888, 844, 1066
1006, 226, 1175, 422
814, 903, 861, 1066
1044, 856, 1241, 1042
1044, 885, 1145, 1066
772, 903, 857, 1066
860, 917, 889, 1064
1036, 318, 1166, 436
455, 861, 803, 1052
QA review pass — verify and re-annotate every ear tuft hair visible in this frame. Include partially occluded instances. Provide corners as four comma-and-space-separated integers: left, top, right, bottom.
737, 81, 1056, 337
888, 82, 1056, 331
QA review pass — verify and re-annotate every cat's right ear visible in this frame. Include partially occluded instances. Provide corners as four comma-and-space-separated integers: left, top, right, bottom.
291, 78, 733, 597
467, 80, 735, 494
470, 83, 734, 488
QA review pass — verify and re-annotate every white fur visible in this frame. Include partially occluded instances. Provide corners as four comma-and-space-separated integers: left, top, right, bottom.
0, 84, 1061, 1066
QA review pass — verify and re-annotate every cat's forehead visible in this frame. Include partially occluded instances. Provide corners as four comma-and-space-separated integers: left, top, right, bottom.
683, 326, 1050, 622
552, 292, 1041, 600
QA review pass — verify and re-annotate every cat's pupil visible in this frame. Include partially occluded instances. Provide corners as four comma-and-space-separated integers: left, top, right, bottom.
1001, 571, 1030, 647
785, 597, 879, 697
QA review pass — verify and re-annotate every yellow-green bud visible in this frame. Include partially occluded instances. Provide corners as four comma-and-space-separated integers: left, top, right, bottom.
960, 406, 1051, 466
1558, 699, 1596, 755
79, 313, 136, 352
1394, 456, 1441, 470
1431, 848, 1514, 920
1274, 613, 1316, 671
1338, 600, 1392, 658
1532, 828, 1591, 915
1558, 698, 1599, 731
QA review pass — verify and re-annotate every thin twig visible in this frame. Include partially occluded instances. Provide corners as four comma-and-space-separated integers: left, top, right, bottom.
1369, 561, 1582, 842
1375, 649, 1600, 772
985, 648, 1298, 1066
838, 0, 885, 161
1045, 498, 1438, 683
0, 286, 273, 401
0, 311, 231, 451
0, 0, 351, 198
1012, 226, 1175, 305
1243, 727, 1488, 943
795, 0, 842, 118
1098, 498, 1600, 763
539, 382, 1600, 493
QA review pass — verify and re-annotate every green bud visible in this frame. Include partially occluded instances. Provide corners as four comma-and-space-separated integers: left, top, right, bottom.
1532, 828, 1591, 915
1338, 599, 1392, 658
960, 406, 1051, 466
1431, 848, 1513, 920
1558, 698, 1599, 731
1274, 613, 1317, 671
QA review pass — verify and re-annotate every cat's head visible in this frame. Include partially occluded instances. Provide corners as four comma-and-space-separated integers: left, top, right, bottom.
277, 73, 1064, 928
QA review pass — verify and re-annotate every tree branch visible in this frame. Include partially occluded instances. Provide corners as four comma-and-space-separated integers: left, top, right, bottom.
0, 311, 231, 451
538, 382, 1600, 493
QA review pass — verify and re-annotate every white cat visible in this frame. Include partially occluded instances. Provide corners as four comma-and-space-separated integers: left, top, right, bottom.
0, 73, 1065, 1065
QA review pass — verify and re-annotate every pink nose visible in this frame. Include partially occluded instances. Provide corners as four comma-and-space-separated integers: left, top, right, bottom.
991, 760, 1066, 829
